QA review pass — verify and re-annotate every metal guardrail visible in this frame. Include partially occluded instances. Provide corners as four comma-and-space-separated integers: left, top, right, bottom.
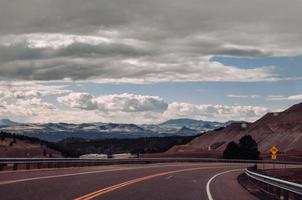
0, 157, 301, 164
0, 157, 301, 171
245, 168, 302, 198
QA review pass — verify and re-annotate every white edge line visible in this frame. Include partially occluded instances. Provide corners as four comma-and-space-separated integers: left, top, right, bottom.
206, 169, 243, 200
0, 163, 208, 185
0, 167, 128, 185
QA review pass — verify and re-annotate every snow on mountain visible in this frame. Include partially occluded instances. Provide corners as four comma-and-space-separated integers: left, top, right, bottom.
0, 118, 237, 142
0, 119, 18, 127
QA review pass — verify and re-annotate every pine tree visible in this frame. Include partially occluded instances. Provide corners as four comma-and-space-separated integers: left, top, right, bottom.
238, 135, 260, 160
223, 141, 239, 159
223, 135, 260, 160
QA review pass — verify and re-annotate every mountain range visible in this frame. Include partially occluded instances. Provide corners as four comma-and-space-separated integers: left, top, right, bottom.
0, 119, 18, 126
0, 118, 235, 142
167, 102, 302, 157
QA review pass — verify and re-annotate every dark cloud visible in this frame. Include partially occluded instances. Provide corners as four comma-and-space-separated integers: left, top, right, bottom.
1, 0, 302, 37
0, 0, 301, 82
0, 40, 153, 62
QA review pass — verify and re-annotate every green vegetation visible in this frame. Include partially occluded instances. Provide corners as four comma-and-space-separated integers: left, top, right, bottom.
222, 141, 239, 159
56, 135, 200, 157
223, 135, 260, 160
0, 131, 200, 158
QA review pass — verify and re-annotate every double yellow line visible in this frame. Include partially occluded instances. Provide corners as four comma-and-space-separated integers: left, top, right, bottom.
74, 166, 218, 200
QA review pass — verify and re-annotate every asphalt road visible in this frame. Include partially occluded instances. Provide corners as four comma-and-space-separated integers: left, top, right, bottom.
0, 162, 258, 200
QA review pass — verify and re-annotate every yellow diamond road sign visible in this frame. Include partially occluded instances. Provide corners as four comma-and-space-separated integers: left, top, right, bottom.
270, 146, 279, 155
270, 146, 279, 160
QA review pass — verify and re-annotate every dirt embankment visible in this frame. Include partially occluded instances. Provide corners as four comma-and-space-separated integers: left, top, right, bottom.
259, 168, 302, 184
0, 138, 61, 158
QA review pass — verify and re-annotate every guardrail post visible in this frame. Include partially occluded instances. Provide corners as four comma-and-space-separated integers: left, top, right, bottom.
266, 184, 270, 193
285, 190, 289, 200
269, 184, 274, 194
13, 163, 18, 170
293, 193, 302, 200
260, 181, 265, 192
37, 162, 41, 169
264, 183, 268, 192
280, 189, 285, 200
283, 189, 289, 200
26, 163, 30, 169
275, 187, 281, 199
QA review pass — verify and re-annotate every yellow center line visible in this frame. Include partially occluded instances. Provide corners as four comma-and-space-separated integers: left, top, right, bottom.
73, 166, 224, 200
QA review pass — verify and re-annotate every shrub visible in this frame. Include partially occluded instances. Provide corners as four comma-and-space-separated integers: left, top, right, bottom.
223, 135, 260, 160
223, 141, 239, 159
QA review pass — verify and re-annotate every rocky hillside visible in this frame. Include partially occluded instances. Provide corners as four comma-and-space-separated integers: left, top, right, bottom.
0, 132, 61, 158
167, 102, 302, 156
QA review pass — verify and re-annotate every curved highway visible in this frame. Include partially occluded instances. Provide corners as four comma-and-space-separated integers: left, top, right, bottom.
0, 163, 257, 200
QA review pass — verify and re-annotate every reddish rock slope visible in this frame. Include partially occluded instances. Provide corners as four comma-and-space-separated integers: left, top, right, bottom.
167, 102, 302, 156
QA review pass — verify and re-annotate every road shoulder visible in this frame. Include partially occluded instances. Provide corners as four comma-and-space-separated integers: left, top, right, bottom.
209, 170, 258, 200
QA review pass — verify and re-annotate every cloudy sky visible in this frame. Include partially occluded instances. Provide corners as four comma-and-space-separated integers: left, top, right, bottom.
0, 0, 302, 124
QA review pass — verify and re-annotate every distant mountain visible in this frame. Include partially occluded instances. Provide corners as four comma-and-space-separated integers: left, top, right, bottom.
167, 102, 302, 156
151, 118, 239, 133
161, 118, 202, 126
0, 119, 18, 127
0, 118, 240, 142
223, 120, 246, 127
0, 122, 155, 142
176, 126, 199, 135
160, 118, 224, 127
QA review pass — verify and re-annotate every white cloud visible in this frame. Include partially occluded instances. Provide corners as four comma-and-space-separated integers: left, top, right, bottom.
0, 0, 298, 124
0, 81, 71, 122
112, 57, 274, 83
1, 33, 148, 50
57, 92, 95, 110
0, 81, 70, 100
266, 95, 286, 101
0, 39, 275, 83
57, 93, 168, 113
250, 95, 261, 99
266, 94, 302, 101
1, 91, 169, 124
0, 98, 56, 121
162, 102, 269, 122
227, 94, 261, 99
227, 95, 249, 98
0, 82, 283, 124
54, 92, 269, 123
288, 95, 302, 100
